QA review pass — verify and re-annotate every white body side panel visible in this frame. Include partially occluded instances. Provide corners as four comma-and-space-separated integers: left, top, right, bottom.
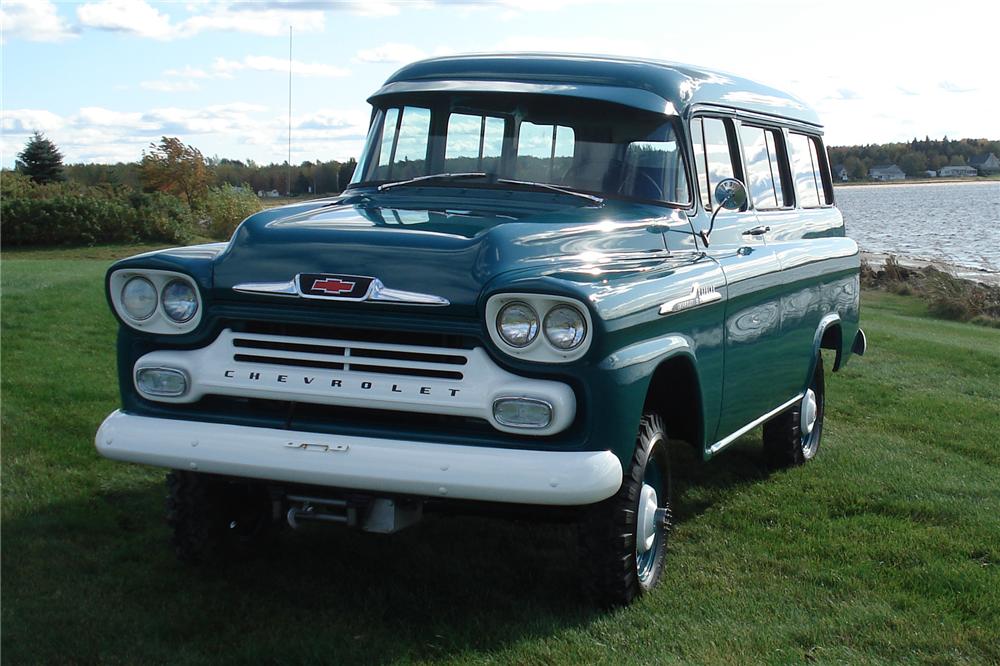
95, 411, 623, 506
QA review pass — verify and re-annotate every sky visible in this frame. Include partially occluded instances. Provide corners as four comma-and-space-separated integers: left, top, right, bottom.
1, 0, 997, 168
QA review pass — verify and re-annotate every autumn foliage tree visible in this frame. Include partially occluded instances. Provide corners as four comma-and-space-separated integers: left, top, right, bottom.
140, 137, 210, 208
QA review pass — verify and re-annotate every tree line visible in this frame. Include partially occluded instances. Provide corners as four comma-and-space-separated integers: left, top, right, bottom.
827, 137, 1000, 179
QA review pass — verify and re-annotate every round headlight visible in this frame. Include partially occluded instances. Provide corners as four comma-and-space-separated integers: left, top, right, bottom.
496, 302, 539, 348
121, 277, 157, 321
543, 304, 587, 350
161, 279, 198, 323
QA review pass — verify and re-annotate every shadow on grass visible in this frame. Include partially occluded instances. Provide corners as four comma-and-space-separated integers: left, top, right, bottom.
2, 440, 773, 664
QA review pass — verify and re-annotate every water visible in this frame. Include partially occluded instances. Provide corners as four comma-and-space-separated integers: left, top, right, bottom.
835, 181, 1000, 274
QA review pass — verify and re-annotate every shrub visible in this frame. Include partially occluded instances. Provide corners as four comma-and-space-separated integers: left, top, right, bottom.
1, 185, 196, 247
203, 184, 262, 239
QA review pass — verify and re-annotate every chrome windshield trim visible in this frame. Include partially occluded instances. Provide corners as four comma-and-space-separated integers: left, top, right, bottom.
233, 276, 449, 306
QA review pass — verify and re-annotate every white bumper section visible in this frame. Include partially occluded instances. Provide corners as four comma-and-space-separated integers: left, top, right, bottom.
95, 411, 623, 506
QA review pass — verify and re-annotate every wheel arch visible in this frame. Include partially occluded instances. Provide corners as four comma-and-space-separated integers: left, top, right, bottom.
643, 351, 705, 454
814, 313, 843, 377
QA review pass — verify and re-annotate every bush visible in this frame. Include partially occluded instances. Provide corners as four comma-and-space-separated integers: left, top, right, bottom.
1, 180, 196, 247
203, 184, 262, 239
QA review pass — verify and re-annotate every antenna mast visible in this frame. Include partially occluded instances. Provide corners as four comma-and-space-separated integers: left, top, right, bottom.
287, 25, 292, 196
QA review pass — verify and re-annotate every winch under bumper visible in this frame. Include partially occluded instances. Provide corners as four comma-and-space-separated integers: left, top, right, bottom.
95, 410, 623, 506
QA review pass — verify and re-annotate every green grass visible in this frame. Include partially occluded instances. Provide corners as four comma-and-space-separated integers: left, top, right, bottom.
2, 248, 999, 665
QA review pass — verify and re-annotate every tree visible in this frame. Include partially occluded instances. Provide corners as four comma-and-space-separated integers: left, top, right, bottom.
844, 156, 866, 180
16, 131, 65, 184
140, 137, 211, 208
898, 151, 927, 177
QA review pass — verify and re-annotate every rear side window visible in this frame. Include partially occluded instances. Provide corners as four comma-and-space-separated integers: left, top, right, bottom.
691, 117, 738, 211
740, 124, 789, 210
787, 132, 832, 207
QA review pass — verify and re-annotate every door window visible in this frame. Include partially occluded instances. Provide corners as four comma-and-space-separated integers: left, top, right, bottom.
515, 122, 575, 182
444, 113, 505, 173
787, 132, 832, 208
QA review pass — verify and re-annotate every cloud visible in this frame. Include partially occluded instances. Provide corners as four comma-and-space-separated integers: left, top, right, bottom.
1, 109, 67, 133
212, 55, 349, 78
76, 0, 174, 40
938, 81, 976, 94
353, 43, 428, 64
0, 0, 77, 42
74, 0, 326, 40
164, 66, 212, 79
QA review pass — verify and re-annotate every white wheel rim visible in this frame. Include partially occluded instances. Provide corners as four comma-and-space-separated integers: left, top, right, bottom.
801, 388, 817, 436
637, 483, 658, 554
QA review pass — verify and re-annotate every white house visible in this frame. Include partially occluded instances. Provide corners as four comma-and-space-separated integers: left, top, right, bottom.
937, 165, 978, 177
869, 164, 905, 181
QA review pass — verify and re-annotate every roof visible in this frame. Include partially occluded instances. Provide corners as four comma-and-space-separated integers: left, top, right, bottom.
969, 153, 997, 166
870, 164, 903, 172
371, 53, 822, 128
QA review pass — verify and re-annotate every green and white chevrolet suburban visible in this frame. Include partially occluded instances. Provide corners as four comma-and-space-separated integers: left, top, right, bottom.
96, 54, 866, 606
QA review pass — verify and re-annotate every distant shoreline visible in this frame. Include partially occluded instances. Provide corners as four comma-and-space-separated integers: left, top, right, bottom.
861, 251, 1000, 287
835, 177, 999, 188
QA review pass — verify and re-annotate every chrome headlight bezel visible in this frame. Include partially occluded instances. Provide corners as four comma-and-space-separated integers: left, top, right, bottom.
109, 269, 203, 334
486, 293, 593, 363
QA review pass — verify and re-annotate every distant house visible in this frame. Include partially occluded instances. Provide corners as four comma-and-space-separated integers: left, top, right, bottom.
969, 152, 1000, 174
938, 165, 978, 177
923, 170, 937, 178
869, 164, 905, 181
832, 164, 849, 181
258, 189, 282, 198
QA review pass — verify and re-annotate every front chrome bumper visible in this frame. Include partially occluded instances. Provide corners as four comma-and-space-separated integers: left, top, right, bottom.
95, 411, 623, 506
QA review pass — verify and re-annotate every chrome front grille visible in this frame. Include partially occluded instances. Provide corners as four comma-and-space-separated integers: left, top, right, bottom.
229, 334, 468, 380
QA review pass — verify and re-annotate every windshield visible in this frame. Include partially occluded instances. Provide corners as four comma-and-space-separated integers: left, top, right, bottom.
350, 94, 691, 206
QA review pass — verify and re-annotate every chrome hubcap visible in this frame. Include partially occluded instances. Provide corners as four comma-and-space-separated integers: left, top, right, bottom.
637, 483, 658, 554
801, 388, 817, 436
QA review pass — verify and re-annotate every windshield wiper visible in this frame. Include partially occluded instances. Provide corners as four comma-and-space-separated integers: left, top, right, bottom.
496, 178, 604, 206
376, 172, 487, 192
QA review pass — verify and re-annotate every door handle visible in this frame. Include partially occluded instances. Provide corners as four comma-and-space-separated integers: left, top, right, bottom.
742, 225, 770, 236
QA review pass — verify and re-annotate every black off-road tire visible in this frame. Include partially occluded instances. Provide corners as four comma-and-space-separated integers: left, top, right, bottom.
763, 354, 825, 468
166, 471, 276, 563
578, 413, 671, 607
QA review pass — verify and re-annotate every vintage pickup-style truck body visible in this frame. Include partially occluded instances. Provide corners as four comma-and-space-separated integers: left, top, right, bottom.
97, 54, 865, 605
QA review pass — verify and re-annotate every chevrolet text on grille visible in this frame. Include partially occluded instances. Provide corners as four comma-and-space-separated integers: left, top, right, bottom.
221, 369, 461, 396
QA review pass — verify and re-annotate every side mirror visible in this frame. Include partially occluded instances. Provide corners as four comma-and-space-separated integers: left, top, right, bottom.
699, 178, 748, 248
714, 178, 747, 211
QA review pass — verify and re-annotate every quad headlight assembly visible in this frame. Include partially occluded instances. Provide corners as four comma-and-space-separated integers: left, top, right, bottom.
487, 293, 593, 362
109, 269, 203, 334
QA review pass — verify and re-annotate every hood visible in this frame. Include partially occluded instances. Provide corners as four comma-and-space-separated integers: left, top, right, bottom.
212, 189, 691, 316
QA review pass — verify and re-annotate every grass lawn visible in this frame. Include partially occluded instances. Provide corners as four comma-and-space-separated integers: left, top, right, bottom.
2, 246, 998, 665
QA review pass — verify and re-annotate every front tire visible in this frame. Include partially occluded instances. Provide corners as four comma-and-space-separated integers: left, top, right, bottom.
166, 471, 276, 563
763, 354, 825, 468
579, 413, 672, 607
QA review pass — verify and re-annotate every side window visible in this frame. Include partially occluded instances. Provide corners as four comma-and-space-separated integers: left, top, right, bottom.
787, 132, 832, 207
692, 117, 738, 211
444, 113, 505, 173
372, 106, 430, 181
515, 122, 575, 182
740, 124, 790, 210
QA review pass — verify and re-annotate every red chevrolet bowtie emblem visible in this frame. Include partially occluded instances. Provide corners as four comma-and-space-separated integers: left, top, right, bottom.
311, 278, 356, 294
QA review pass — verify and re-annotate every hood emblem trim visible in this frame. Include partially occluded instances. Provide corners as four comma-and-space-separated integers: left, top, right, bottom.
233, 275, 449, 306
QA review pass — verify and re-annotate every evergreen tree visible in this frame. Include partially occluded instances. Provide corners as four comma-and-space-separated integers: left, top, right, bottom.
16, 131, 65, 184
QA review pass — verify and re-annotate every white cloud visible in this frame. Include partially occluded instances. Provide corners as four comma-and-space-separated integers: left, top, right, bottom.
212, 55, 349, 78
77, 0, 175, 40
353, 43, 427, 65
74, 0, 326, 40
1, 109, 67, 133
0, 0, 77, 42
